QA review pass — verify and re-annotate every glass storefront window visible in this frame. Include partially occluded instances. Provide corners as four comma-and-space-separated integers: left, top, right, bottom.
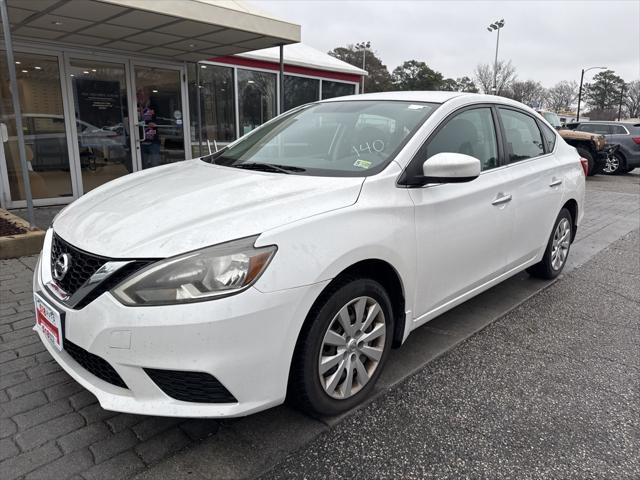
69, 59, 133, 193
188, 63, 235, 157
237, 69, 277, 136
321, 81, 356, 100
134, 66, 185, 169
284, 75, 320, 111
0, 52, 73, 201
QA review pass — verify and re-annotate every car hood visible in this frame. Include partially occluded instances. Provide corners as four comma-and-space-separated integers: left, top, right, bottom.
53, 160, 364, 258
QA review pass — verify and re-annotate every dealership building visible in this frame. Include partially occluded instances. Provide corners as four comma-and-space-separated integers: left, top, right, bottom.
0, 0, 365, 210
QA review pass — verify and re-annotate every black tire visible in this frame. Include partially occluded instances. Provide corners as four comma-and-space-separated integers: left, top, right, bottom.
527, 208, 573, 280
288, 277, 394, 416
603, 152, 625, 175
576, 147, 597, 176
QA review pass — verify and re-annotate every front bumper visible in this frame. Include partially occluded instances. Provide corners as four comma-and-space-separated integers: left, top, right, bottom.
34, 254, 328, 418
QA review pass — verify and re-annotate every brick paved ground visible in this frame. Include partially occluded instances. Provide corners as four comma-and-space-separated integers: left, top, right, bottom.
1, 259, 220, 480
1, 174, 638, 480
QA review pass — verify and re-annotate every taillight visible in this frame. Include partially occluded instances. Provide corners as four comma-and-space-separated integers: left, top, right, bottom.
580, 158, 589, 176
632, 136, 640, 145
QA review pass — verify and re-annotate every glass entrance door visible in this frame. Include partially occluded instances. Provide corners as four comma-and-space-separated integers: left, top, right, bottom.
133, 65, 186, 169
68, 58, 133, 193
0, 51, 76, 207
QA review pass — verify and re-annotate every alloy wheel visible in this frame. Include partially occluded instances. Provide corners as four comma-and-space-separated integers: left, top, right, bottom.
551, 218, 571, 270
318, 296, 386, 399
603, 155, 620, 174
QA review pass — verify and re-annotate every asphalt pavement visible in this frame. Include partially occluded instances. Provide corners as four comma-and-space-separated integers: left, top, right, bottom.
260, 228, 640, 479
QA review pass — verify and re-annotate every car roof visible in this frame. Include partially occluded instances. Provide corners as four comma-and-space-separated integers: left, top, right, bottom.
319, 91, 515, 104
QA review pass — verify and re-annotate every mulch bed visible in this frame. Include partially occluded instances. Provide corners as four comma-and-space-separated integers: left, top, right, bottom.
0, 217, 27, 236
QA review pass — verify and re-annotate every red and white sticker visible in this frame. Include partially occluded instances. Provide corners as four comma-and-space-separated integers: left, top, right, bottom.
34, 294, 63, 351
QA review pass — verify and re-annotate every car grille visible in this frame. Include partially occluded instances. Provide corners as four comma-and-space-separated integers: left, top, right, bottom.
144, 369, 237, 403
64, 339, 128, 389
51, 233, 109, 296
49, 232, 154, 308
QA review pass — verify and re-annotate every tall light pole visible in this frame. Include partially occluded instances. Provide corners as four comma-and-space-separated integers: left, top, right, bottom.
617, 83, 625, 121
355, 41, 370, 93
487, 19, 505, 95
577, 66, 607, 121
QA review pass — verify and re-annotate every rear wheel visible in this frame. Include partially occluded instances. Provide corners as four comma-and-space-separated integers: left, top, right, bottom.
576, 147, 597, 176
289, 278, 393, 416
527, 208, 573, 279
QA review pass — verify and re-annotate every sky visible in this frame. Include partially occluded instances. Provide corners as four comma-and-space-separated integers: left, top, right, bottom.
248, 0, 640, 87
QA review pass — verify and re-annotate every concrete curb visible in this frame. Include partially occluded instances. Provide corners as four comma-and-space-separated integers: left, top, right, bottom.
0, 209, 45, 259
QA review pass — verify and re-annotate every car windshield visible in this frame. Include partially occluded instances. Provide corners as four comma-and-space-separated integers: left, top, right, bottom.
542, 112, 562, 128
203, 100, 438, 176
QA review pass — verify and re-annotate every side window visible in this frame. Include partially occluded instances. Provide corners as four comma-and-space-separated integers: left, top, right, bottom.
610, 125, 627, 135
579, 123, 611, 134
540, 122, 557, 152
426, 108, 498, 171
498, 108, 544, 163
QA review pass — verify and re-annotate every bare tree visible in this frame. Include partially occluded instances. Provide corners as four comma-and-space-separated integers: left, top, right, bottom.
546, 80, 579, 112
474, 60, 516, 95
624, 80, 640, 118
503, 80, 547, 107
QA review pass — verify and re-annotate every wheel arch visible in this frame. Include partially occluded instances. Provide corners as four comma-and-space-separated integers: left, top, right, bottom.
562, 198, 579, 241
298, 259, 408, 352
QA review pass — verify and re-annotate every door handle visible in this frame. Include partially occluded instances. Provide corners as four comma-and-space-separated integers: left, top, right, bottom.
492, 193, 512, 206
549, 178, 563, 187
136, 123, 146, 142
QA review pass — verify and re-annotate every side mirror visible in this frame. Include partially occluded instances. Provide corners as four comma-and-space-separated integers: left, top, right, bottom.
419, 152, 481, 184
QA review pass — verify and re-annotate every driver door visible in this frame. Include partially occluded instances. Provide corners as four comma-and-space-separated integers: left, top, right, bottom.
408, 106, 514, 322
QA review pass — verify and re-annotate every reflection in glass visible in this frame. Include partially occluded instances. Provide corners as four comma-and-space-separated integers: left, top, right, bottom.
188, 63, 235, 157
135, 66, 185, 169
321, 81, 356, 100
284, 75, 320, 111
0, 52, 73, 201
69, 59, 132, 193
237, 69, 277, 136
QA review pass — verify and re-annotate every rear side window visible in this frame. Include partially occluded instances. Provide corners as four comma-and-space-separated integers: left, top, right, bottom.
426, 107, 498, 171
540, 123, 557, 152
610, 125, 627, 134
498, 108, 544, 163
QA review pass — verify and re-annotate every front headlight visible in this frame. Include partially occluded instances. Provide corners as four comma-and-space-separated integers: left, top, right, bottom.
111, 236, 276, 306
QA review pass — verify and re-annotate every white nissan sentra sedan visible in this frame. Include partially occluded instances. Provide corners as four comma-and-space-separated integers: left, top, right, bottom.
33, 92, 586, 417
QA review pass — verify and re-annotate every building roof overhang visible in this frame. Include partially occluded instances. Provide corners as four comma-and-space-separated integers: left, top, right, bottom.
1, 0, 300, 62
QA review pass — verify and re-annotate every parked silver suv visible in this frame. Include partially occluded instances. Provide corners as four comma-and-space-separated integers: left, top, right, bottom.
564, 121, 640, 174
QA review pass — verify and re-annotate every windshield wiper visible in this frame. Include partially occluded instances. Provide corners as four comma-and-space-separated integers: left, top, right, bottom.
231, 162, 305, 174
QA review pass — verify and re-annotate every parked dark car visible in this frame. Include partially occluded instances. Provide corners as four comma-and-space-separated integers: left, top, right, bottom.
564, 121, 640, 174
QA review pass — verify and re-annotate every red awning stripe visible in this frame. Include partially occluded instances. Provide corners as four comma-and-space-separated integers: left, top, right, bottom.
207, 56, 362, 83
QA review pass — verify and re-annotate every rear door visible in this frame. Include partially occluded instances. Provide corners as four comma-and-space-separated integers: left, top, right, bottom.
496, 107, 564, 269
407, 106, 513, 319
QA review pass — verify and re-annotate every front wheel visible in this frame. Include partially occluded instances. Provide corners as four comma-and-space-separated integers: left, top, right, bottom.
603, 153, 624, 175
289, 278, 394, 416
527, 208, 573, 279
